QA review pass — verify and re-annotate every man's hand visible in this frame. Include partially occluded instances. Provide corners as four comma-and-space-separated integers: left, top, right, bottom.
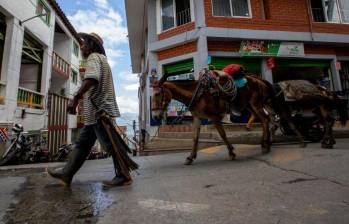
67, 97, 79, 114
67, 78, 98, 115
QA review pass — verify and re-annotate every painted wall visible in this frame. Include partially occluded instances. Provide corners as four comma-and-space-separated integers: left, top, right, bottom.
204, 0, 349, 35
0, 0, 53, 46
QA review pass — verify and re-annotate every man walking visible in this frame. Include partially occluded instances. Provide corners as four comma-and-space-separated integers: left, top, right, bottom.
47, 32, 138, 188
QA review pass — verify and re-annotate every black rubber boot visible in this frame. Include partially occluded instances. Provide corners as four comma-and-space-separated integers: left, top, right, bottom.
102, 175, 132, 188
47, 146, 91, 187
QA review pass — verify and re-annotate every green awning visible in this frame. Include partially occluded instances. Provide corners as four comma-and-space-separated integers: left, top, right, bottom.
164, 59, 193, 75
210, 57, 261, 73
276, 59, 331, 68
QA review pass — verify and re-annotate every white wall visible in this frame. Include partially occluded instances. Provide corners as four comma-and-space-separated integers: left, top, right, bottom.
0, 0, 55, 132
53, 32, 70, 59
0, 0, 53, 47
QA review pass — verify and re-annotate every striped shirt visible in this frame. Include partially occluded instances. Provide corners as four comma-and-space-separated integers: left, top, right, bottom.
83, 53, 120, 125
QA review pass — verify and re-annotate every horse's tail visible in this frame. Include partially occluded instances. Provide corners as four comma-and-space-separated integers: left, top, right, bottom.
333, 94, 348, 126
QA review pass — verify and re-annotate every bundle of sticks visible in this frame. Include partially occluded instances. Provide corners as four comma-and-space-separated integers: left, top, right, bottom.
98, 112, 139, 178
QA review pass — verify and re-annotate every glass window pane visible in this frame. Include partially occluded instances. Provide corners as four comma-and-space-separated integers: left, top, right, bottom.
161, 0, 175, 31
324, 0, 340, 22
231, 0, 250, 17
212, 0, 231, 16
338, 0, 349, 23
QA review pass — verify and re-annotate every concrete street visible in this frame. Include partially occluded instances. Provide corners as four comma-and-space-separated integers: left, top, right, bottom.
0, 139, 348, 224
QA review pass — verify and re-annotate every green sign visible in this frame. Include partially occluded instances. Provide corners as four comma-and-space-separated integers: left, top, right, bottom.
240, 41, 304, 57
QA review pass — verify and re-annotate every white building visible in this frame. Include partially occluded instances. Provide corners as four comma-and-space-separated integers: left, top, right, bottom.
0, 0, 82, 154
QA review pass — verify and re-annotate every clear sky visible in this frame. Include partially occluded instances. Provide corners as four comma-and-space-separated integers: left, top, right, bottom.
56, 0, 139, 128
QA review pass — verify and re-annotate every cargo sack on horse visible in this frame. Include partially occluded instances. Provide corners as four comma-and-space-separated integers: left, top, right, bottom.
278, 80, 333, 102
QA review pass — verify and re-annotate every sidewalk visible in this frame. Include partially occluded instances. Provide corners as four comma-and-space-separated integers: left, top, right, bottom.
143, 124, 349, 155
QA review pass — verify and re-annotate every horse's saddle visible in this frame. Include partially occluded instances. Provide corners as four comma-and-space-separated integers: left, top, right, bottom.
198, 70, 238, 100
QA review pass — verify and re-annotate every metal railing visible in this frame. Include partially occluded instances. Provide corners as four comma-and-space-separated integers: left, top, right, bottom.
17, 87, 44, 109
176, 8, 191, 26
0, 82, 5, 105
52, 51, 70, 79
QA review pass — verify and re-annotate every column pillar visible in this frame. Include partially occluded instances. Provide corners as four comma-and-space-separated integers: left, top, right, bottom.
330, 58, 342, 91
261, 58, 273, 83
194, 35, 208, 79
2, 18, 24, 123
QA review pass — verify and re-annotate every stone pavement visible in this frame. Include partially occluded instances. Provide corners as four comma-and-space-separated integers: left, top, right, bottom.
0, 139, 349, 223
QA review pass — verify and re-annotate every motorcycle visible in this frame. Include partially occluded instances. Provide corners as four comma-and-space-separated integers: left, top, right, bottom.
0, 124, 33, 166
258, 106, 324, 143
29, 143, 50, 163
52, 143, 72, 162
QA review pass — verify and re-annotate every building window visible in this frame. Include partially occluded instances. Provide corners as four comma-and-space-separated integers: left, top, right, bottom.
212, 0, 251, 17
36, 0, 51, 25
73, 41, 79, 57
311, 0, 349, 23
71, 69, 78, 84
161, 0, 192, 31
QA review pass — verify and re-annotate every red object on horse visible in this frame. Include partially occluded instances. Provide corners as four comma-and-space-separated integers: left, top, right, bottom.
222, 64, 243, 77
266, 58, 275, 69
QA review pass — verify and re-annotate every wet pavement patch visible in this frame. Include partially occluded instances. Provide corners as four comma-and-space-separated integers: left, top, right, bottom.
3, 171, 114, 224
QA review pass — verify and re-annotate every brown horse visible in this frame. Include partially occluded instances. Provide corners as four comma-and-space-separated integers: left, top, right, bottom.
151, 72, 277, 165
271, 81, 348, 148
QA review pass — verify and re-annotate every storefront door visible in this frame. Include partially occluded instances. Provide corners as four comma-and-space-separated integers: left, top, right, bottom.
272, 59, 333, 89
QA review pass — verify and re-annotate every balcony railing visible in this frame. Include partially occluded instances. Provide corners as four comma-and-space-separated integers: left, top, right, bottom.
52, 51, 70, 79
176, 8, 191, 26
17, 87, 44, 109
0, 82, 5, 105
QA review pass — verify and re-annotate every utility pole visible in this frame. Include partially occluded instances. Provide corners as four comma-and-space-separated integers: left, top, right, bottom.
132, 120, 137, 156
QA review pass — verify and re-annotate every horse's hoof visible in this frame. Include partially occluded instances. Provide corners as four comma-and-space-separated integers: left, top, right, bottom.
321, 144, 333, 149
262, 148, 270, 154
184, 157, 194, 165
229, 152, 236, 160
300, 142, 307, 148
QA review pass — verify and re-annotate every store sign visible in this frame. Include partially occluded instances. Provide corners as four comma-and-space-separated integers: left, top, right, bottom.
167, 72, 195, 81
240, 41, 304, 57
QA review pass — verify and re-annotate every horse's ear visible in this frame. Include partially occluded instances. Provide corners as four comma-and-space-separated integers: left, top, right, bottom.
158, 74, 169, 86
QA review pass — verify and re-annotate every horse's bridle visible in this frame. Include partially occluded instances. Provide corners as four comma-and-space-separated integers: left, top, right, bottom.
151, 86, 166, 111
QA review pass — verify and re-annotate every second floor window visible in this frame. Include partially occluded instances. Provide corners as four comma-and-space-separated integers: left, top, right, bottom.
212, 0, 251, 17
71, 69, 78, 84
311, 0, 349, 23
73, 41, 79, 57
161, 0, 192, 31
36, 0, 51, 25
